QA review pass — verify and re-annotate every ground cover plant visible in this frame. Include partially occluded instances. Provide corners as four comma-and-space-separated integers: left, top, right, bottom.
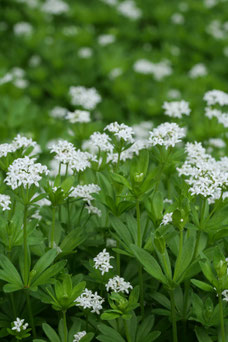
1, 0, 228, 342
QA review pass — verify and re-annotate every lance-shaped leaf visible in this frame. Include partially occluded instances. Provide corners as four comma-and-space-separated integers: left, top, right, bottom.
131, 245, 167, 284
173, 236, 195, 283
0, 255, 23, 292
42, 323, 61, 342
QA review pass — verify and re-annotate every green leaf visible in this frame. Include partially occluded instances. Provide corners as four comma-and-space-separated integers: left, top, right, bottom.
97, 324, 125, 342
110, 173, 132, 190
0, 255, 23, 286
195, 326, 213, 342
31, 260, 66, 288
173, 236, 195, 283
191, 279, 214, 292
31, 249, 57, 281
60, 227, 86, 253
101, 311, 121, 320
131, 245, 167, 284
42, 323, 61, 342
61, 176, 75, 193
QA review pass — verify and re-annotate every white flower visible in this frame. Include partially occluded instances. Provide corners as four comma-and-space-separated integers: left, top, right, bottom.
93, 249, 114, 275
41, 0, 69, 14
222, 290, 228, 302
208, 138, 226, 148
66, 110, 91, 123
106, 276, 133, 294
70, 184, 100, 201
177, 142, 228, 201
204, 90, 228, 106
12, 134, 37, 151
133, 59, 172, 81
85, 203, 102, 216
75, 288, 104, 314
109, 67, 123, 79
29, 55, 41, 67
12, 318, 29, 332
167, 89, 181, 99
73, 331, 87, 342
171, 13, 185, 24
89, 132, 113, 152
0, 194, 11, 211
69, 86, 101, 110
149, 122, 186, 149
117, 0, 142, 20
0, 143, 17, 158
98, 34, 115, 46
50, 140, 76, 165
160, 212, 173, 226
104, 122, 135, 143
49, 106, 67, 119
163, 100, 191, 119
189, 63, 208, 78
5, 157, 49, 190
78, 47, 93, 59
14, 22, 33, 36
132, 121, 153, 139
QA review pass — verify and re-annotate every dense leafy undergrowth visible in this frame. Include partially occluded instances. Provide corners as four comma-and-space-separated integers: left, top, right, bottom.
2, 0, 228, 342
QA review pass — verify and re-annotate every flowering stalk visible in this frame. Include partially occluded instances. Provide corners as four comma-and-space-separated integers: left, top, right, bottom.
63, 310, 68, 342
170, 289, 178, 342
23, 204, 29, 285
136, 200, 144, 316
51, 206, 56, 249
218, 293, 225, 342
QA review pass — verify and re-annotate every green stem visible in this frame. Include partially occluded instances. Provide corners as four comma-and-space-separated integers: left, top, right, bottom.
26, 290, 36, 338
170, 290, 178, 342
9, 293, 16, 317
124, 320, 131, 342
219, 293, 225, 342
51, 206, 56, 248
136, 200, 144, 316
63, 310, 68, 342
116, 241, 120, 275
182, 280, 190, 338
23, 205, 28, 285
136, 200, 141, 247
193, 230, 201, 259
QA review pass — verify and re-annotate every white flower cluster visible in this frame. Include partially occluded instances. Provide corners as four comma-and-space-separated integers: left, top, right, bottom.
93, 249, 114, 275
132, 121, 153, 139
70, 184, 101, 201
66, 110, 91, 123
0, 194, 11, 211
204, 90, 228, 128
207, 20, 228, 40
41, 0, 69, 14
11, 318, 29, 332
222, 290, 228, 301
149, 122, 186, 149
50, 140, 92, 172
133, 59, 172, 81
73, 331, 87, 342
49, 106, 67, 119
160, 212, 173, 226
89, 132, 113, 152
13, 22, 33, 37
171, 13, 185, 25
0, 67, 28, 88
162, 100, 191, 119
98, 34, 115, 46
189, 63, 208, 79
75, 288, 104, 314
85, 203, 102, 216
5, 157, 49, 190
177, 142, 228, 201
208, 138, 226, 148
78, 47, 93, 59
104, 122, 135, 143
106, 276, 133, 294
117, 0, 142, 20
69, 86, 101, 110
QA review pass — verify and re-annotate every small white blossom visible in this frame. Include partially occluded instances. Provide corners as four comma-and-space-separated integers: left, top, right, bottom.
167, 89, 181, 99
85, 203, 102, 216
149, 122, 186, 149
104, 122, 135, 143
12, 318, 29, 332
0, 194, 11, 211
78, 47, 93, 59
171, 13, 185, 24
14, 22, 33, 37
222, 290, 228, 302
93, 249, 114, 275
163, 100, 191, 119
98, 34, 115, 46
66, 110, 91, 123
5, 157, 49, 190
189, 63, 208, 78
204, 90, 228, 106
133, 59, 172, 81
70, 184, 100, 201
109, 67, 123, 79
117, 0, 142, 20
41, 0, 69, 14
75, 288, 104, 314
69, 86, 101, 110
208, 138, 226, 148
73, 331, 87, 342
160, 212, 173, 226
50, 106, 67, 119
89, 132, 113, 152
106, 276, 133, 294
